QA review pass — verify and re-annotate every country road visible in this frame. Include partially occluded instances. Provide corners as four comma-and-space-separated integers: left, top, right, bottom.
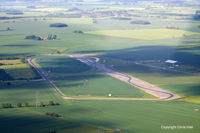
28, 54, 181, 101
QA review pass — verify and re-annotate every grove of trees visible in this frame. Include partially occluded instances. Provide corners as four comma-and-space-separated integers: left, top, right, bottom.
49, 23, 68, 27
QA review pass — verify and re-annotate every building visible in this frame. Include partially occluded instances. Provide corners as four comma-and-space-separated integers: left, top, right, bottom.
165, 60, 177, 66
165, 60, 177, 64
42, 37, 48, 40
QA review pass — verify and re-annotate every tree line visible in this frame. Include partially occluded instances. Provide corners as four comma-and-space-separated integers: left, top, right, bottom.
1, 101, 60, 109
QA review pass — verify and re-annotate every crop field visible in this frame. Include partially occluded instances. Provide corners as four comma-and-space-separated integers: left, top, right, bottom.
0, 81, 61, 104
85, 29, 199, 40
0, 62, 39, 80
0, 59, 21, 65
41, 17, 94, 24
0, 0, 200, 133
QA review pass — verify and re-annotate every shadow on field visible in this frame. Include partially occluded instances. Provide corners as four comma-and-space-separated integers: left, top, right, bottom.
79, 44, 200, 66
76, 44, 200, 76
0, 53, 34, 57
38, 57, 92, 74
0, 67, 41, 81
162, 83, 200, 96
0, 110, 123, 133
2, 44, 37, 47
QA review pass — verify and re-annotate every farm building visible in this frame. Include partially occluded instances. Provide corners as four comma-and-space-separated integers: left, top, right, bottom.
42, 37, 48, 40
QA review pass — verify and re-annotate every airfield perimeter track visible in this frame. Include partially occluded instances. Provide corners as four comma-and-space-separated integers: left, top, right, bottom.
28, 54, 181, 101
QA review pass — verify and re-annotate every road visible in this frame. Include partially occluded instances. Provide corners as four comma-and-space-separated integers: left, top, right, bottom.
28, 54, 181, 101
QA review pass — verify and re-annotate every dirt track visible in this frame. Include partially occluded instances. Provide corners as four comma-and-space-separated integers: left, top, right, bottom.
28, 54, 181, 101
69, 54, 181, 100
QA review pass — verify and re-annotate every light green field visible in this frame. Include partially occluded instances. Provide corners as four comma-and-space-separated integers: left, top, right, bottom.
0, 63, 38, 79
179, 96, 200, 104
85, 29, 198, 40
0, 59, 21, 65
32, 7, 67, 12
41, 17, 94, 24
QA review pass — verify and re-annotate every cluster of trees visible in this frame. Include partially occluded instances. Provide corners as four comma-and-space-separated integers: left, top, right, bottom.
20, 57, 27, 63
1, 102, 29, 108
6, 12, 23, 15
194, 10, 200, 20
0, 16, 22, 20
45, 112, 60, 117
1, 101, 60, 109
73, 30, 83, 34
48, 34, 57, 40
25, 35, 42, 40
49, 23, 68, 27
25, 34, 58, 40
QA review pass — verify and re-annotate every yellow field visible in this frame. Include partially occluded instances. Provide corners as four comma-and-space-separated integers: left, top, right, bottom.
85, 29, 199, 40
179, 96, 200, 104
49, 47, 67, 52
0, 59, 21, 65
0, 63, 37, 79
33, 7, 67, 12
42, 17, 93, 24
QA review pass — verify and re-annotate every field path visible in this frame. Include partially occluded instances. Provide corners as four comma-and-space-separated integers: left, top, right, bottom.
28, 54, 181, 101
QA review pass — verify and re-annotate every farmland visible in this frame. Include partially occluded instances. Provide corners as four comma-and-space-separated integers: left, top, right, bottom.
85, 29, 199, 40
0, 0, 200, 133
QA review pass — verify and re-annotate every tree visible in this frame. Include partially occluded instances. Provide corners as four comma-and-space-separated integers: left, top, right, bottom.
2, 103, 12, 108
49, 23, 68, 27
78, 30, 83, 34
53, 35, 57, 40
48, 34, 52, 40
40, 102, 45, 107
24, 102, 29, 107
7, 27, 11, 31
25, 35, 41, 40
17, 103, 22, 107
7, 82, 11, 86
49, 101, 55, 106
57, 51, 61, 54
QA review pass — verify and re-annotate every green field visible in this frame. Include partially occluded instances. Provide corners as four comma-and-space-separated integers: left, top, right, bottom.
41, 17, 94, 25
0, 0, 200, 133
85, 29, 198, 40
0, 100, 200, 133
37, 56, 151, 98
0, 61, 39, 80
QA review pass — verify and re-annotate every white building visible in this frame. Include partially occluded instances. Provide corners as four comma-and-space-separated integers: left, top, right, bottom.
165, 60, 177, 64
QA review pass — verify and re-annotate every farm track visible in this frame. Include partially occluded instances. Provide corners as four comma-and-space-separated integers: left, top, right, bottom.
28, 54, 181, 101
